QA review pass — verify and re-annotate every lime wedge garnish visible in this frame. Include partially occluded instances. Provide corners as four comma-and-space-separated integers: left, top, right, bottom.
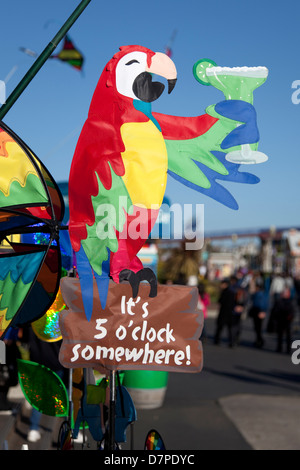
193, 58, 217, 86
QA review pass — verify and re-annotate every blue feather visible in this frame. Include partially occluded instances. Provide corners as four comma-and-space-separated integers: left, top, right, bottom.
75, 246, 94, 321
94, 253, 110, 312
168, 151, 260, 210
76, 245, 111, 321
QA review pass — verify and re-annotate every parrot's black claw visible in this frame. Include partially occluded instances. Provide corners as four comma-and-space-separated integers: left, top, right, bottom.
119, 268, 157, 298
119, 269, 139, 298
139, 268, 157, 297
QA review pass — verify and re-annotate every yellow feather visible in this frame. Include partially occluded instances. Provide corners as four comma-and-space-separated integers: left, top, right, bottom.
120, 120, 168, 209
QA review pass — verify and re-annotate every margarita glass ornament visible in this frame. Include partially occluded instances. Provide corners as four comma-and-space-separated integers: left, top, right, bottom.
193, 60, 268, 164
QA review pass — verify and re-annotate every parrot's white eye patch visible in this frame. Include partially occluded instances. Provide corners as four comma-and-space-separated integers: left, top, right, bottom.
116, 52, 147, 100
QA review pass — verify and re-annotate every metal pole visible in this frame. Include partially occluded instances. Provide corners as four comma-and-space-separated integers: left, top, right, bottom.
108, 370, 116, 450
68, 368, 73, 426
0, 0, 92, 121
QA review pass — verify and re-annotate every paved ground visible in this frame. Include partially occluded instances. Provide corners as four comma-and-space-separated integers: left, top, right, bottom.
1, 307, 300, 451
123, 312, 300, 451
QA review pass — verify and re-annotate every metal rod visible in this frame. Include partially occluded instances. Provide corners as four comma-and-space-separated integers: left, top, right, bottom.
109, 370, 116, 450
82, 368, 88, 449
0, 0, 92, 120
68, 368, 73, 427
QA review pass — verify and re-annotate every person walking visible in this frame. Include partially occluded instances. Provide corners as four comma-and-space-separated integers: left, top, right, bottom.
248, 279, 269, 348
269, 273, 286, 306
272, 288, 295, 354
214, 278, 236, 347
231, 275, 247, 347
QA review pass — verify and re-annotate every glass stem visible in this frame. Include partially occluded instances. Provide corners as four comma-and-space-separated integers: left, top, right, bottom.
241, 144, 252, 157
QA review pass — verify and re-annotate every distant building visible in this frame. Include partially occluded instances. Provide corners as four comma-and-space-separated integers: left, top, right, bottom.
207, 253, 235, 280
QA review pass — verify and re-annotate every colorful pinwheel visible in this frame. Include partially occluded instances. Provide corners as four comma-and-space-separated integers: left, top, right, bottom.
0, 121, 66, 339
144, 429, 166, 450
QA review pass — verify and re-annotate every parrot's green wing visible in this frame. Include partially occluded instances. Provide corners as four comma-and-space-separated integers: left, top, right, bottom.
81, 163, 133, 276
157, 111, 260, 210
165, 119, 232, 189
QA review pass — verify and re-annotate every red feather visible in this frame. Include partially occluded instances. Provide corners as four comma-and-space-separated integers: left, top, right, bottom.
154, 112, 218, 140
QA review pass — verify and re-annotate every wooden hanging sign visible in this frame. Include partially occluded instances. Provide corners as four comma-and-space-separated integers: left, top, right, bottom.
59, 277, 203, 373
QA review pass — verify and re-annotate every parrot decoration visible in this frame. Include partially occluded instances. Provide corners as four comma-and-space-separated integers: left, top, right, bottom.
68, 45, 263, 320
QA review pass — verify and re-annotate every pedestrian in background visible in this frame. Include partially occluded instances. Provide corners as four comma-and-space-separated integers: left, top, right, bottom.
268, 272, 295, 333
248, 279, 269, 348
231, 275, 247, 347
272, 288, 295, 354
269, 272, 286, 306
214, 278, 236, 347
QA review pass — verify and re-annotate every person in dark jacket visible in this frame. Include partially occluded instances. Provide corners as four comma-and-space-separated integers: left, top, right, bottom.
248, 280, 269, 348
214, 278, 237, 347
272, 288, 295, 354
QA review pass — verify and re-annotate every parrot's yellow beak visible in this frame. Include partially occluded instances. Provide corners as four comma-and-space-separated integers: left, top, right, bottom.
146, 52, 177, 94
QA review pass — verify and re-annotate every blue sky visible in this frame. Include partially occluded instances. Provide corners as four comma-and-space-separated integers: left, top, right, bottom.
1, 0, 300, 235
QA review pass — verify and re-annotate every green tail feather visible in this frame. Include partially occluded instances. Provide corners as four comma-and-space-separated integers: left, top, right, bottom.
81, 163, 133, 276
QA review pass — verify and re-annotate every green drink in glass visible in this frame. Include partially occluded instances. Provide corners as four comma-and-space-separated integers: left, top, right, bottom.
194, 60, 268, 164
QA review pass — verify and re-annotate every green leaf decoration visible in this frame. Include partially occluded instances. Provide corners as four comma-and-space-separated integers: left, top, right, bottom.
17, 359, 69, 417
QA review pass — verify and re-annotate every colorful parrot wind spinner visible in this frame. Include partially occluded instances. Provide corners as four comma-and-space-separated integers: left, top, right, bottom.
68, 45, 268, 320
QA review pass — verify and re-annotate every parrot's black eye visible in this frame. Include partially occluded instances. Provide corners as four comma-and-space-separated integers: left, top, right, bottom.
126, 59, 140, 66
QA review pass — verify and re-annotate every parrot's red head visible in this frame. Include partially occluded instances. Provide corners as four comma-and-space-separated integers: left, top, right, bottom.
88, 45, 177, 115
